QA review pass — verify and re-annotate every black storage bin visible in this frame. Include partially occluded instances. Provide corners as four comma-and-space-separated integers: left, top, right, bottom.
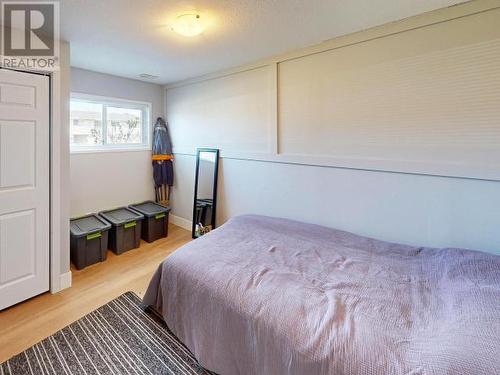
129, 201, 171, 243
70, 214, 111, 270
99, 207, 144, 254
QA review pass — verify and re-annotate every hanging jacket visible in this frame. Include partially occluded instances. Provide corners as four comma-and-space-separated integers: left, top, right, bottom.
152, 117, 174, 187
152, 117, 173, 155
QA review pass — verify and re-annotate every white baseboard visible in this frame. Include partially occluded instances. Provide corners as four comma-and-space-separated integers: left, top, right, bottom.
170, 214, 192, 231
51, 271, 72, 293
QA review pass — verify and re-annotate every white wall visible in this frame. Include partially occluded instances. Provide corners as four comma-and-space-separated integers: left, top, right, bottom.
167, 2, 500, 255
70, 68, 163, 216
172, 154, 500, 254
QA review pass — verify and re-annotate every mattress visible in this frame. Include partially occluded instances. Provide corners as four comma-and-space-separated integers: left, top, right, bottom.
143, 215, 500, 375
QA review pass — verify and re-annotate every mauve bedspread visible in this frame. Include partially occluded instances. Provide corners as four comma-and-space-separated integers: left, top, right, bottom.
143, 215, 500, 375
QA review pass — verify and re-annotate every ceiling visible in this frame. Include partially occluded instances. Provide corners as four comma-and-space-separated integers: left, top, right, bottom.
61, 0, 469, 84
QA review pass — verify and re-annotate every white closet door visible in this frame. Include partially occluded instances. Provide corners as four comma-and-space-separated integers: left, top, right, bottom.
0, 69, 50, 310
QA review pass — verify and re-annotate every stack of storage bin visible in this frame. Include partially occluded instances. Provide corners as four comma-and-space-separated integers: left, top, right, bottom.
70, 202, 171, 270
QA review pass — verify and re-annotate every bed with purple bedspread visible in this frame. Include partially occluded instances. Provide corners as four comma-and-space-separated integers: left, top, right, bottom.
143, 215, 500, 375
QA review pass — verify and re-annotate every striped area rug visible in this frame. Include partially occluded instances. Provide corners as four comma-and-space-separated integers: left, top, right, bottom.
1, 292, 214, 375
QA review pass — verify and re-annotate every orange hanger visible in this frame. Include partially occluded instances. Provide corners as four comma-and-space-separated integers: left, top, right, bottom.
152, 154, 174, 161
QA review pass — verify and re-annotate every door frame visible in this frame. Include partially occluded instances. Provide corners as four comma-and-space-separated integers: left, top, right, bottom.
1, 64, 69, 294
49, 64, 67, 293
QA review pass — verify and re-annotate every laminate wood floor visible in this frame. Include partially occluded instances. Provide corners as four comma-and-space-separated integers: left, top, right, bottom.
0, 224, 191, 363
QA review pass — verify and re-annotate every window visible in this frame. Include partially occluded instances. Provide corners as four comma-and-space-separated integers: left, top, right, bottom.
70, 94, 151, 152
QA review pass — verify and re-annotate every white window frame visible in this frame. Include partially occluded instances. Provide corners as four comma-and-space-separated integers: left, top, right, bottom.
70, 93, 152, 153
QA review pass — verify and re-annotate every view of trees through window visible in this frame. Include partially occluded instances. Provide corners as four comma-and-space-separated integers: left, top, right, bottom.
107, 106, 142, 144
70, 101, 103, 145
70, 98, 148, 148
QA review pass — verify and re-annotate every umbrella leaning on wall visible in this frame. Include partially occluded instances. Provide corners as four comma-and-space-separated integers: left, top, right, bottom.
152, 117, 173, 205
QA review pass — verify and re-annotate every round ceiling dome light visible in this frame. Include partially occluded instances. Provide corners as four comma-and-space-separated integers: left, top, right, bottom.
171, 14, 204, 37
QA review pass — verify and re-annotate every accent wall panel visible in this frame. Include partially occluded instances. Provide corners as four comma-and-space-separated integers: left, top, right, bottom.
278, 9, 500, 180
167, 66, 275, 155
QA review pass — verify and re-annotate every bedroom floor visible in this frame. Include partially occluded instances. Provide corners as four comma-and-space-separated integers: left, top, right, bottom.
0, 223, 191, 363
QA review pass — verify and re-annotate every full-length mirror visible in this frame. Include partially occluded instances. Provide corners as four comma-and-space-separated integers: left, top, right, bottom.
192, 148, 219, 238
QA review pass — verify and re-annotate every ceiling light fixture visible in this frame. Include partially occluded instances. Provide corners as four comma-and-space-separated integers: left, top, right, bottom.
171, 13, 204, 37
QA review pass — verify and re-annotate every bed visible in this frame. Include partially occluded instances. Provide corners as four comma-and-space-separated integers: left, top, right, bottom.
143, 215, 500, 375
